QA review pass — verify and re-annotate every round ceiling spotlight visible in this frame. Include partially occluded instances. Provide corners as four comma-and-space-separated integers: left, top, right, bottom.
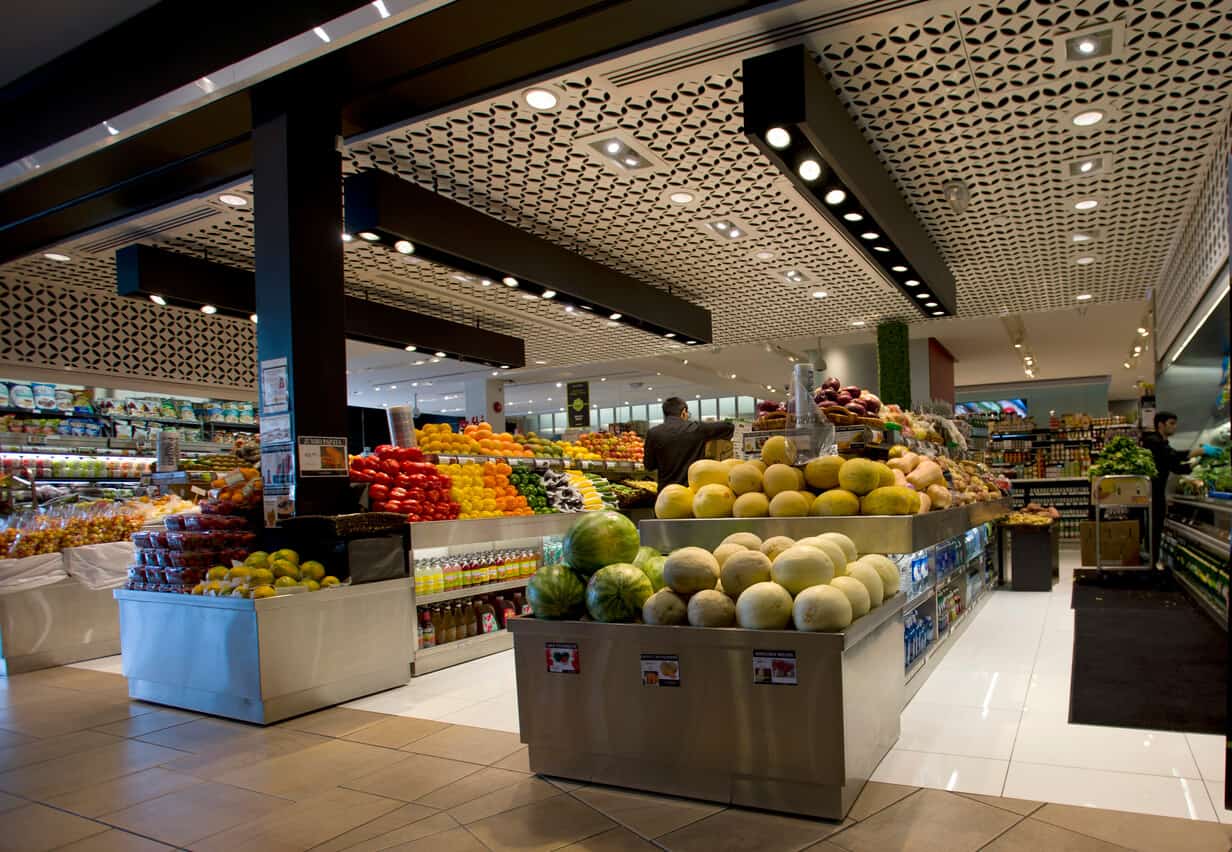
1077, 39, 1098, 55
860, 232, 879, 240
43, 252, 71, 262
522, 88, 559, 110
843, 212, 864, 222
405, 345, 417, 352
932, 311, 944, 316
148, 294, 167, 306
358, 231, 380, 241
1075, 293, 1093, 301
434, 351, 446, 358
904, 279, 920, 287
609, 313, 622, 321
1074, 198, 1099, 211
811, 290, 828, 299
341, 232, 354, 242
1071, 109, 1105, 127
766, 127, 791, 149
218, 193, 248, 207
914, 292, 930, 300
851, 320, 866, 327
502, 276, 518, 287
249, 314, 258, 323
540, 290, 556, 299
667, 190, 695, 205
200, 304, 218, 315
823, 189, 846, 206
798, 159, 822, 182
753, 250, 776, 261
1074, 255, 1096, 265
873, 246, 890, 253
925, 301, 938, 307
1072, 232, 1094, 243
394, 240, 414, 254
891, 265, 908, 273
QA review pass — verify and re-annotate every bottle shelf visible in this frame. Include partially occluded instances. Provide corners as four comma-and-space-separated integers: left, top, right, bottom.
415, 578, 530, 605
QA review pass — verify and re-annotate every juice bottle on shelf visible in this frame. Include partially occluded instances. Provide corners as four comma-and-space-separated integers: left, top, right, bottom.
419, 610, 435, 648
444, 558, 461, 592
431, 560, 445, 594
430, 607, 444, 644
482, 552, 496, 585
466, 600, 480, 637
513, 592, 532, 617
476, 599, 498, 634
493, 595, 517, 628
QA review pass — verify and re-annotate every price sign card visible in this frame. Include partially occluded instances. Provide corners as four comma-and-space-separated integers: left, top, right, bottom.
545, 642, 580, 674
640, 654, 680, 687
753, 650, 798, 685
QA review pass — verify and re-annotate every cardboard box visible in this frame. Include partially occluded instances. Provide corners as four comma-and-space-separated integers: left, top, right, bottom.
1080, 520, 1142, 566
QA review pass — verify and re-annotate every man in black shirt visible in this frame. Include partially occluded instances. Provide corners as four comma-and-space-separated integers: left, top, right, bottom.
1141, 410, 1201, 566
643, 397, 736, 487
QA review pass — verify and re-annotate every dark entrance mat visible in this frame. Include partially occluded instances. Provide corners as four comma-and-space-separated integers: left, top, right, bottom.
1070, 573, 1226, 734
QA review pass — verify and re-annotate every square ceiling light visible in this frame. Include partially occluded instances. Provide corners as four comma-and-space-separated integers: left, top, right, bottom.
575, 130, 662, 177
697, 217, 754, 243
1059, 22, 1124, 63
1066, 154, 1111, 178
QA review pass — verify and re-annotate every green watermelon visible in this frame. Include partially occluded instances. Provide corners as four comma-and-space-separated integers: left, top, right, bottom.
527, 564, 585, 619
585, 563, 653, 623
640, 555, 667, 591
563, 511, 639, 578
633, 545, 660, 569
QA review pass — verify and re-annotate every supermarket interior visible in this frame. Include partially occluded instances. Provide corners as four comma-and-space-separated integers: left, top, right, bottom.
0, 0, 1230, 849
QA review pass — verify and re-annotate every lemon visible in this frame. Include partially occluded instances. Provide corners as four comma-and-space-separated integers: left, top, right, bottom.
272, 548, 300, 566
300, 560, 325, 582
320, 576, 340, 588
250, 585, 276, 599
274, 576, 298, 588
206, 565, 228, 581
300, 579, 321, 592
272, 560, 300, 580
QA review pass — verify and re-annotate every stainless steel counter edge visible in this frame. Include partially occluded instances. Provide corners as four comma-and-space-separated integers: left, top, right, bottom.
409, 514, 580, 549
508, 591, 905, 653
113, 578, 411, 611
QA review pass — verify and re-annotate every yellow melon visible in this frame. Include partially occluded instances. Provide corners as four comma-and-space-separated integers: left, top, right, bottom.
763, 464, 799, 498
733, 492, 770, 517
728, 463, 764, 496
688, 459, 729, 490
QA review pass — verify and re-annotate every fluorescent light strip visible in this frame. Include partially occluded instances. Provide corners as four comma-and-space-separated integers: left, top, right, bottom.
1170, 280, 1227, 363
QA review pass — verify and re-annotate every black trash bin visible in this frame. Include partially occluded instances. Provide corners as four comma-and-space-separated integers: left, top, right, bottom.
1007, 524, 1058, 591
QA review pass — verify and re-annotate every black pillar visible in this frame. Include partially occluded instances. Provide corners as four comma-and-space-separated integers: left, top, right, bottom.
252, 76, 350, 520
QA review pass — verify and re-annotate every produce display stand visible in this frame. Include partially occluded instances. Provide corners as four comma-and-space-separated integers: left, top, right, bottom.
408, 513, 580, 675
113, 578, 411, 724
510, 595, 905, 820
1162, 495, 1230, 626
1004, 523, 1058, 591
1008, 478, 1090, 539
1091, 475, 1152, 573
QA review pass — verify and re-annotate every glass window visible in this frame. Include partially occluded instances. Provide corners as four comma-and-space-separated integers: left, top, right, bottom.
616, 406, 630, 423
630, 404, 648, 422
649, 418, 664, 428
738, 396, 756, 417
598, 408, 613, 429
718, 397, 736, 418
698, 398, 717, 420
540, 414, 555, 433
554, 412, 568, 432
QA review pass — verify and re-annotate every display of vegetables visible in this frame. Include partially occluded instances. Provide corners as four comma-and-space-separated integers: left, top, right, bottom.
1089, 436, 1157, 477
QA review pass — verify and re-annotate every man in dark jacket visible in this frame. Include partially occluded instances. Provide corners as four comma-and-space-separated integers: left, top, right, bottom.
1141, 411, 1201, 566
643, 397, 735, 487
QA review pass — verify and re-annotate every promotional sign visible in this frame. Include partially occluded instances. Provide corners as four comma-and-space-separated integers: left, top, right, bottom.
297, 436, 348, 477
640, 654, 680, 687
546, 642, 580, 673
752, 650, 798, 685
566, 382, 590, 428
260, 357, 289, 415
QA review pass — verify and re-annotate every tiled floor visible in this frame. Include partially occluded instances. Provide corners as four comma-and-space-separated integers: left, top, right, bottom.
0, 665, 1230, 850
870, 549, 1229, 824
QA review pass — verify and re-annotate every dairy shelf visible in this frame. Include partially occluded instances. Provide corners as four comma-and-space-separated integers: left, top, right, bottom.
415, 578, 529, 606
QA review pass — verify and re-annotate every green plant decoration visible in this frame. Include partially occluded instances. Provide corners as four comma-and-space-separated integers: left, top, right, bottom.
877, 321, 911, 409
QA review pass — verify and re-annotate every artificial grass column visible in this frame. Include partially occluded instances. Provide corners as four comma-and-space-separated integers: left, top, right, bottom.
876, 320, 911, 409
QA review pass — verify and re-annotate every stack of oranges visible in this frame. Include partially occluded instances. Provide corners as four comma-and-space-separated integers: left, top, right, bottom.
463, 422, 535, 458
438, 461, 533, 519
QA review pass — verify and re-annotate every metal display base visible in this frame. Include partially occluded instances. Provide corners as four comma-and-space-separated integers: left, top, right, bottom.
114, 578, 411, 724
0, 578, 121, 676
509, 595, 905, 820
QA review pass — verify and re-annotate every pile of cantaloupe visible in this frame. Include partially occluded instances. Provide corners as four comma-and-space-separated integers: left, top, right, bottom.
641, 530, 900, 632
653, 438, 952, 519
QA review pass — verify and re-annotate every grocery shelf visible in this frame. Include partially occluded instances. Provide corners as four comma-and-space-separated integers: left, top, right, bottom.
204, 421, 260, 431
904, 587, 935, 612
1163, 519, 1230, 556
431, 454, 644, 474
639, 499, 1010, 555
413, 629, 513, 675
110, 414, 203, 427
143, 471, 216, 485
415, 578, 529, 605
409, 513, 579, 549
1171, 568, 1227, 628
1009, 478, 1089, 485
1168, 495, 1232, 514
37, 476, 142, 483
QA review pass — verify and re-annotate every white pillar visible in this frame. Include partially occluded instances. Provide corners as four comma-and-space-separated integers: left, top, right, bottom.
463, 377, 506, 431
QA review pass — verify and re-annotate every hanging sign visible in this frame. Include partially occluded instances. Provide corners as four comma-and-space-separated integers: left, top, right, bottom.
566, 382, 590, 428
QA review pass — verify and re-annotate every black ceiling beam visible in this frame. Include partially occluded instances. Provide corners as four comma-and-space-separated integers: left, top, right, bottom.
344, 168, 713, 344
742, 45, 957, 317
115, 244, 526, 367
0, 0, 370, 167
0, 0, 779, 264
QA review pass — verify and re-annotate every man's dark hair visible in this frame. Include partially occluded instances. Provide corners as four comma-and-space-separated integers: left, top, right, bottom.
1154, 411, 1178, 429
662, 397, 687, 417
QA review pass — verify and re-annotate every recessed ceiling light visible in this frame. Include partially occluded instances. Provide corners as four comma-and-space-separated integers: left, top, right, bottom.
609, 313, 622, 320
668, 191, 695, 205
1076, 293, 1093, 301
904, 279, 920, 287
622, 155, 640, 167
43, 252, 70, 262
250, 314, 258, 323
1071, 109, 1105, 127
891, 265, 908, 273
1138, 327, 1149, 336
404, 345, 417, 352
218, 193, 248, 206
1074, 198, 1099, 211
766, 127, 791, 149
200, 304, 217, 314
521, 293, 538, 301
932, 311, 944, 316
1013, 343, 1022, 349
541, 290, 556, 299
313, 26, 330, 42
664, 332, 676, 338
390, 385, 397, 390
873, 246, 890, 253
1075, 255, 1096, 265
915, 292, 929, 300
564, 305, 575, 313
1072, 232, 1095, 243
600, 377, 607, 381
603, 140, 622, 155
358, 231, 380, 241
1077, 39, 1097, 54
860, 232, 879, 240
782, 270, 805, 283
811, 290, 828, 299
925, 301, 938, 307
433, 351, 446, 358
843, 212, 864, 222
798, 159, 822, 181
1080, 160, 1094, 172
824, 189, 846, 206
754, 250, 776, 261
500, 365, 510, 370
149, 294, 166, 306
522, 88, 558, 110
341, 232, 353, 242
394, 240, 414, 254
491, 371, 499, 377
502, 276, 518, 287
1123, 361, 1132, 369
851, 320, 866, 327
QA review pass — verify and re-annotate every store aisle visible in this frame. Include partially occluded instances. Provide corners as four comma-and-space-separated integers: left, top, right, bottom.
873, 548, 1229, 824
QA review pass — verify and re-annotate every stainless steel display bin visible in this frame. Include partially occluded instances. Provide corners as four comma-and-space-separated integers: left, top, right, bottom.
0, 578, 121, 675
509, 594, 905, 820
114, 578, 410, 724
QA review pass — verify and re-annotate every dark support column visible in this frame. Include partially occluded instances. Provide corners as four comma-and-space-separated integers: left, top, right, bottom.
876, 321, 911, 410
252, 76, 350, 520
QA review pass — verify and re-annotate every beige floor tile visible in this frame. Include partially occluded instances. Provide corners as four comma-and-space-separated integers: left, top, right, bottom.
155, 725, 332, 780
0, 729, 35, 750
343, 752, 481, 802
54, 829, 177, 851
0, 679, 80, 708
0, 694, 143, 738
956, 792, 1043, 816
545, 776, 586, 793
825, 789, 1019, 852
1033, 803, 1232, 852
983, 818, 1128, 851
0, 729, 121, 773
342, 715, 451, 749
492, 745, 531, 773
657, 807, 845, 852
92, 709, 198, 739
0, 738, 187, 798
404, 724, 523, 765
216, 738, 410, 798
560, 826, 660, 850
0, 802, 108, 851
17, 667, 128, 694
337, 811, 462, 852
465, 794, 615, 852
0, 791, 24, 814
100, 779, 290, 847
277, 706, 389, 739
47, 766, 203, 818
573, 785, 723, 839
134, 717, 263, 752
307, 802, 441, 852
372, 825, 488, 852
191, 785, 406, 852
446, 776, 563, 825
846, 782, 920, 822
415, 766, 531, 809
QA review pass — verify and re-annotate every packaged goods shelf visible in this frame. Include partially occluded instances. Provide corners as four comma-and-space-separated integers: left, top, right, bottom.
109, 414, 203, 427
36, 476, 141, 483
431, 453, 644, 473
414, 629, 513, 675
408, 513, 579, 550
1168, 495, 1232, 514
905, 587, 935, 611
415, 578, 529, 605
1171, 568, 1227, 627
1164, 519, 1230, 555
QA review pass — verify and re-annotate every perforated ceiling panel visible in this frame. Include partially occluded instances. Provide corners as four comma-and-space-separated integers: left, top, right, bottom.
1, 0, 1230, 379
